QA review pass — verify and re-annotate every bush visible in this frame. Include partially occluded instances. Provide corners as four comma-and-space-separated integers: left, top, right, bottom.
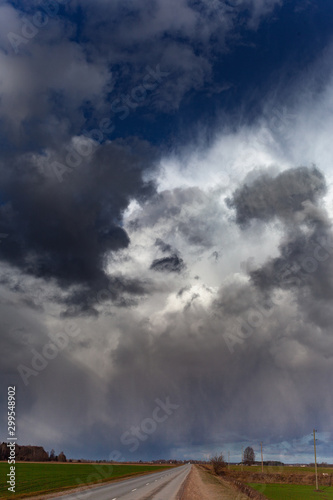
211, 454, 226, 475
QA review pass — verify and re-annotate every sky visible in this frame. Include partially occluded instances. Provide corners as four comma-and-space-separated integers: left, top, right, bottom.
1, 0, 333, 465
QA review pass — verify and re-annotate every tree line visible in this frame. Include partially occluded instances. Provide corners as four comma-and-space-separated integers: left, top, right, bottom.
0, 443, 66, 462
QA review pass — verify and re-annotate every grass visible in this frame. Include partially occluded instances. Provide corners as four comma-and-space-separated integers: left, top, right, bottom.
229, 465, 333, 474
249, 483, 333, 499
0, 462, 174, 498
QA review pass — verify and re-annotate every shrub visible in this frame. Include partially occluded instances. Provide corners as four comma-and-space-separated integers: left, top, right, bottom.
211, 453, 226, 475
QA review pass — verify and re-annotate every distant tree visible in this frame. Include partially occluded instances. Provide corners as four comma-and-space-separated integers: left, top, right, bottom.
211, 453, 226, 475
58, 451, 67, 462
49, 449, 56, 461
0, 442, 8, 460
244, 446, 255, 465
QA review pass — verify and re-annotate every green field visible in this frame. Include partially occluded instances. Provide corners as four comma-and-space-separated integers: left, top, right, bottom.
250, 483, 333, 499
0, 462, 174, 498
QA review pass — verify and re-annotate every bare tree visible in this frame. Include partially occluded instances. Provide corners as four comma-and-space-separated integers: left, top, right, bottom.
211, 453, 226, 475
244, 446, 255, 465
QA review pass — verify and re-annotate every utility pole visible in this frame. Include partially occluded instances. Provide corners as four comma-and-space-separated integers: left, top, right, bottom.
313, 429, 319, 491
261, 442, 264, 473
228, 451, 230, 470
242, 447, 244, 471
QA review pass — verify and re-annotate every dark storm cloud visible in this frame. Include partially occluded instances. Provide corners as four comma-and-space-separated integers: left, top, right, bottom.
0, 138, 157, 310
63, 274, 149, 317
229, 165, 333, 336
5, 165, 333, 461
63, 0, 282, 113
96, 276, 333, 460
227, 166, 326, 226
226, 165, 332, 295
250, 225, 333, 296
0, 0, 284, 162
150, 254, 186, 273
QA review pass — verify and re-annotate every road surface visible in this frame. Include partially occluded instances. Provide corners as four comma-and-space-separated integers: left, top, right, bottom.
56, 464, 191, 500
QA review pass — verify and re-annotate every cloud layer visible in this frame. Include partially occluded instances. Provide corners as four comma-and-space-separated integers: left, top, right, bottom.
0, 0, 333, 464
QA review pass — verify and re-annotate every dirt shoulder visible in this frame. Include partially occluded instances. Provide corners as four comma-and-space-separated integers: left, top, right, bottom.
180, 465, 251, 500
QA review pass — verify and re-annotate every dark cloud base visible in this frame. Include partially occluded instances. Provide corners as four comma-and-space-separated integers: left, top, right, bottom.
0, 139, 157, 312
150, 254, 186, 273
